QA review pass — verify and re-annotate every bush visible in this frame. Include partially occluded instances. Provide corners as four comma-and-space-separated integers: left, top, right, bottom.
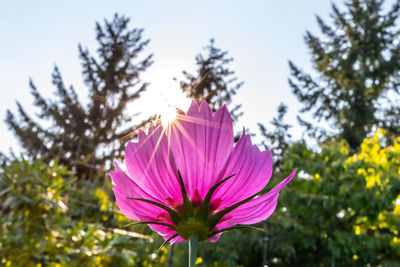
0, 158, 167, 266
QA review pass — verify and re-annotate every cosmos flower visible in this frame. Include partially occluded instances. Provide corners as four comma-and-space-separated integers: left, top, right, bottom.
110, 101, 296, 244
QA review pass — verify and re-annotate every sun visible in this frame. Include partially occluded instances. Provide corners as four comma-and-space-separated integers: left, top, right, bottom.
158, 103, 178, 128
150, 87, 191, 130
155, 89, 190, 129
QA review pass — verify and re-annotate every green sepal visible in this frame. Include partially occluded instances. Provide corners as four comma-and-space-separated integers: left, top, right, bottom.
123, 221, 177, 231
195, 174, 235, 222
158, 233, 179, 251
127, 197, 181, 226
178, 170, 194, 218
208, 225, 266, 238
208, 190, 277, 229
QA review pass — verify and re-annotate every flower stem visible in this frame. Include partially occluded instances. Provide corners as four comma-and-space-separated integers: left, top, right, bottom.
188, 235, 198, 267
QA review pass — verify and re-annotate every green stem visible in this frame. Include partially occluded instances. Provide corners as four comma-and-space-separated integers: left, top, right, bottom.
188, 235, 198, 267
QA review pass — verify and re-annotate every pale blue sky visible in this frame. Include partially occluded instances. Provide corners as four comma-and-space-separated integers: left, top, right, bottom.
0, 0, 338, 155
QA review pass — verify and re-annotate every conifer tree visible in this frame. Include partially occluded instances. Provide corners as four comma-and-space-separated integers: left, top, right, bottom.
258, 103, 292, 172
178, 39, 243, 122
289, 0, 400, 150
5, 14, 153, 180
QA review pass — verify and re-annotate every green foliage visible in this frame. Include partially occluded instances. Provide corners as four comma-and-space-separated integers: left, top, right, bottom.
272, 131, 400, 265
289, 0, 400, 149
0, 159, 168, 266
196, 230, 263, 267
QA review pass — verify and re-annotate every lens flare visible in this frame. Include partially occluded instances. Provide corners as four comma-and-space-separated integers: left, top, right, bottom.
158, 104, 178, 128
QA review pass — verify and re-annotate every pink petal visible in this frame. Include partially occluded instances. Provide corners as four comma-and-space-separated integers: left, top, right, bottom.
208, 233, 222, 243
149, 224, 184, 243
214, 131, 273, 208
168, 100, 234, 200
124, 122, 181, 203
220, 194, 279, 225
207, 220, 236, 242
110, 162, 168, 222
169, 235, 185, 244
221, 169, 296, 225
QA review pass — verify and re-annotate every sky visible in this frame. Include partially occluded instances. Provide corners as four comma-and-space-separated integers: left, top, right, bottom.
0, 0, 338, 155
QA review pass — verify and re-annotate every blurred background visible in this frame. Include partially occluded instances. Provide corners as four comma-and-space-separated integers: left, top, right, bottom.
1, 0, 399, 266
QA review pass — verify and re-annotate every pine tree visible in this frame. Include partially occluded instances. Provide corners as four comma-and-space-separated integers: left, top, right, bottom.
5, 14, 153, 180
258, 103, 292, 172
289, 0, 400, 150
178, 39, 243, 123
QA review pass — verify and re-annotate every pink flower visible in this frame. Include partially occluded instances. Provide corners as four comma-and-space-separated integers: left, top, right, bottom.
110, 101, 296, 244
